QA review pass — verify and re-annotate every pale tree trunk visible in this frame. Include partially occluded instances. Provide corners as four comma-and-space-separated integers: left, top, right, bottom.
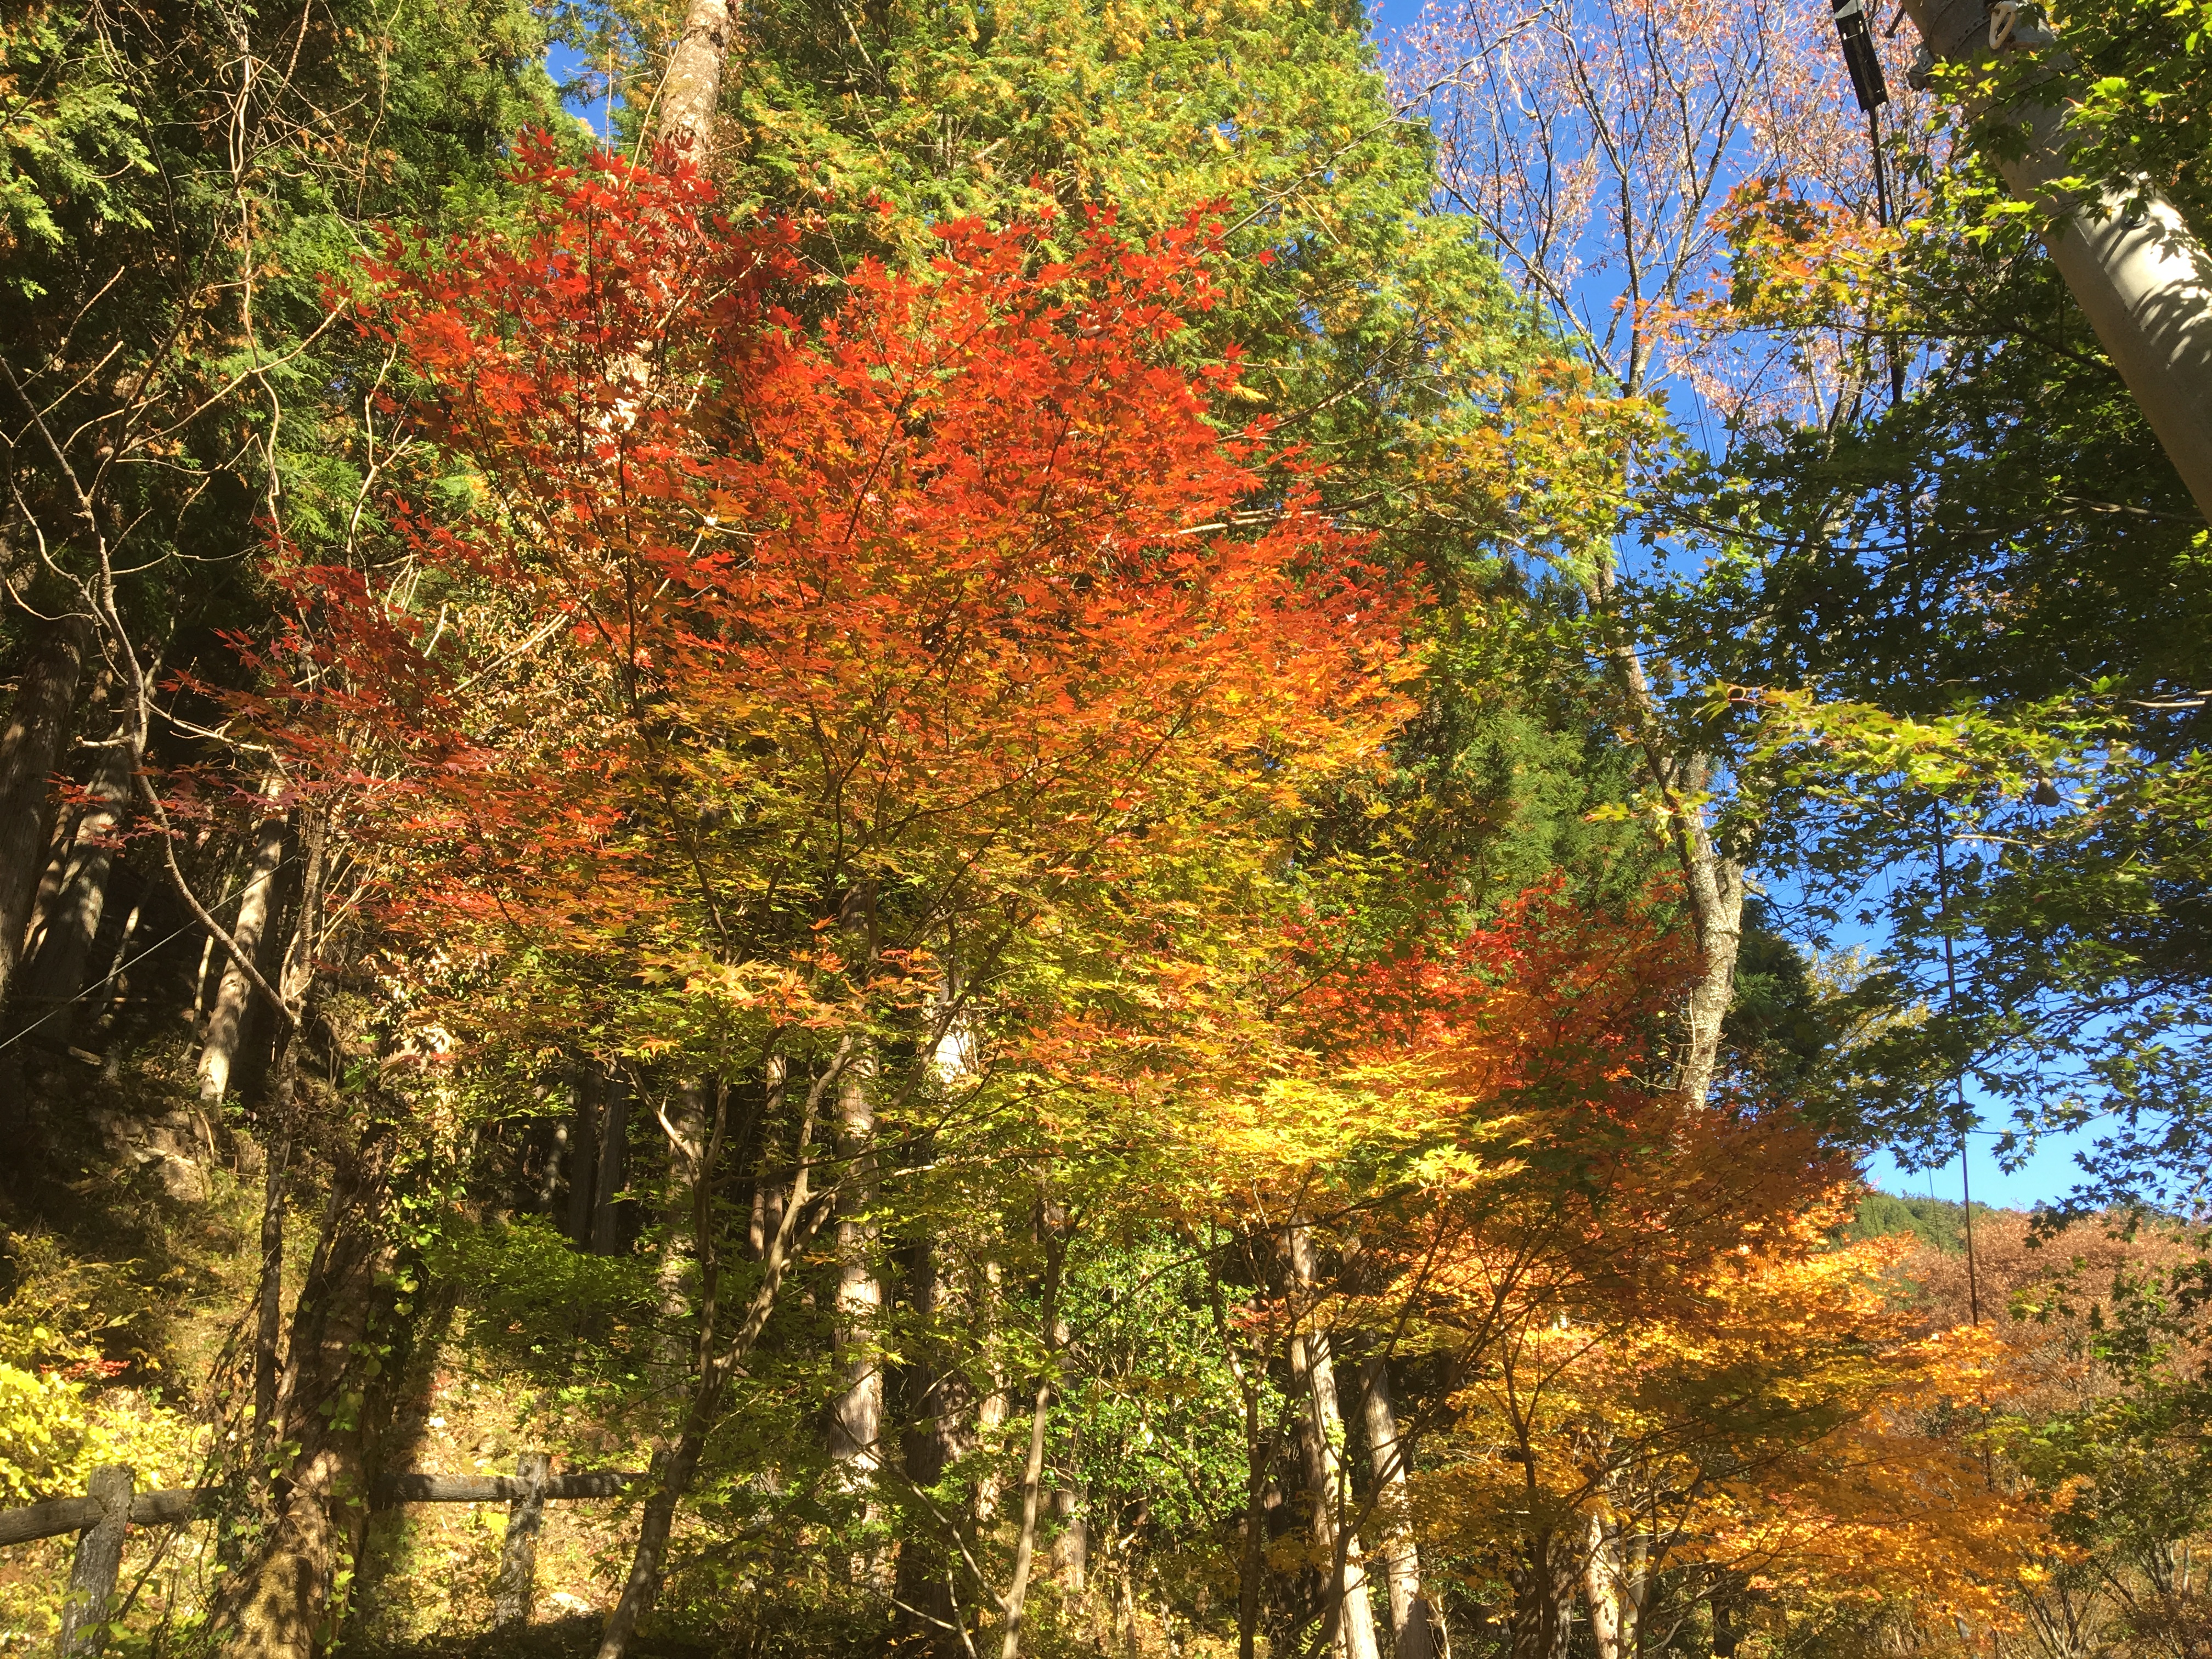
1582, 1511, 1644, 1659
1589, 568, 1745, 1110
997, 1214, 1067, 1659
254, 808, 326, 1438
973, 1256, 1009, 1525
1584, 1513, 1623, 1659
748, 1055, 788, 1259
219, 1130, 392, 1659
594, 1056, 839, 1659
1359, 1356, 1437, 1659
0, 613, 91, 1013
18, 709, 135, 1043
199, 781, 287, 1103
1672, 778, 1745, 1111
654, 0, 739, 155
830, 1031, 887, 1577
1048, 1302, 1088, 1599
828, 1045, 884, 1475
1288, 1221, 1383, 1659
829, 885, 888, 1585
654, 1080, 712, 1381
1052, 1479, 1088, 1594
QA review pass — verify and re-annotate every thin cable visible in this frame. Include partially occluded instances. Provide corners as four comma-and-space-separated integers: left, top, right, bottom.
1934, 798, 1997, 1493
1870, 108, 1906, 411
0, 853, 298, 1057
1932, 799, 1983, 1326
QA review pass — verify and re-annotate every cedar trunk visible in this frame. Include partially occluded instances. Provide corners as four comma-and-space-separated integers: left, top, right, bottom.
199, 787, 288, 1102
16, 714, 134, 1043
218, 1131, 393, 1659
0, 613, 91, 1012
1359, 1355, 1437, 1659
1288, 1222, 1382, 1659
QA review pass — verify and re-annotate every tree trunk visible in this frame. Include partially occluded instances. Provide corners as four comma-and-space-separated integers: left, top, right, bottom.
1205, 1238, 1272, 1659
1238, 1385, 1268, 1659
199, 783, 287, 1103
594, 1059, 834, 1659
252, 809, 326, 1434
1585, 1512, 1624, 1659
654, 1080, 711, 1381
654, 0, 738, 155
0, 612, 91, 1012
828, 1041, 884, 1477
1506, 1541, 1576, 1659
591, 1069, 630, 1256
997, 1219, 1066, 1659
568, 1066, 600, 1248
1287, 1221, 1382, 1659
16, 712, 134, 1043
893, 1235, 969, 1655
1052, 1481, 1088, 1594
830, 884, 887, 1585
973, 1255, 1009, 1525
1048, 1302, 1088, 1598
1359, 1356, 1437, 1659
219, 1130, 392, 1659
1673, 782, 1745, 1111
1589, 568, 1744, 1110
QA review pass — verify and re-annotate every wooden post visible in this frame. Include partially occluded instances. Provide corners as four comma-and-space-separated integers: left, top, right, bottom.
491, 1452, 551, 1629
57, 1465, 131, 1656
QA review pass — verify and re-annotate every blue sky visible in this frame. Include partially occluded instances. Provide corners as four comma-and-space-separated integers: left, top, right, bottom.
546, 41, 618, 138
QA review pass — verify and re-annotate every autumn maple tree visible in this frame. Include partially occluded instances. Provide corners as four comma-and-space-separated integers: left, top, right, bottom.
210, 136, 1418, 1654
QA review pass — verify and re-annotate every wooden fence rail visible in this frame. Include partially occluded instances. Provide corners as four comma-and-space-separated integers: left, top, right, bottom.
0, 1458, 639, 1655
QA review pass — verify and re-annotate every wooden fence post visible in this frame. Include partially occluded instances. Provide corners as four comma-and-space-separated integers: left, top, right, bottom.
491, 1451, 551, 1629
55, 1465, 131, 1656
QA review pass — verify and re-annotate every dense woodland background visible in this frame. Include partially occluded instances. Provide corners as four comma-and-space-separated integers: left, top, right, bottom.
2, 0, 2211, 1655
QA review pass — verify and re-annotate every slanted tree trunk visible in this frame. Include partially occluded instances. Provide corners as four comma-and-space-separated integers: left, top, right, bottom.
250, 807, 327, 1438
594, 1054, 840, 1659
219, 1127, 393, 1659
997, 1209, 1067, 1659
17, 708, 135, 1043
1588, 566, 1744, 1110
1359, 1355, 1437, 1659
1288, 1221, 1383, 1659
1583, 1510, 1645, 1659
0, 612, 91, 1012
199, 782, 287, 1103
